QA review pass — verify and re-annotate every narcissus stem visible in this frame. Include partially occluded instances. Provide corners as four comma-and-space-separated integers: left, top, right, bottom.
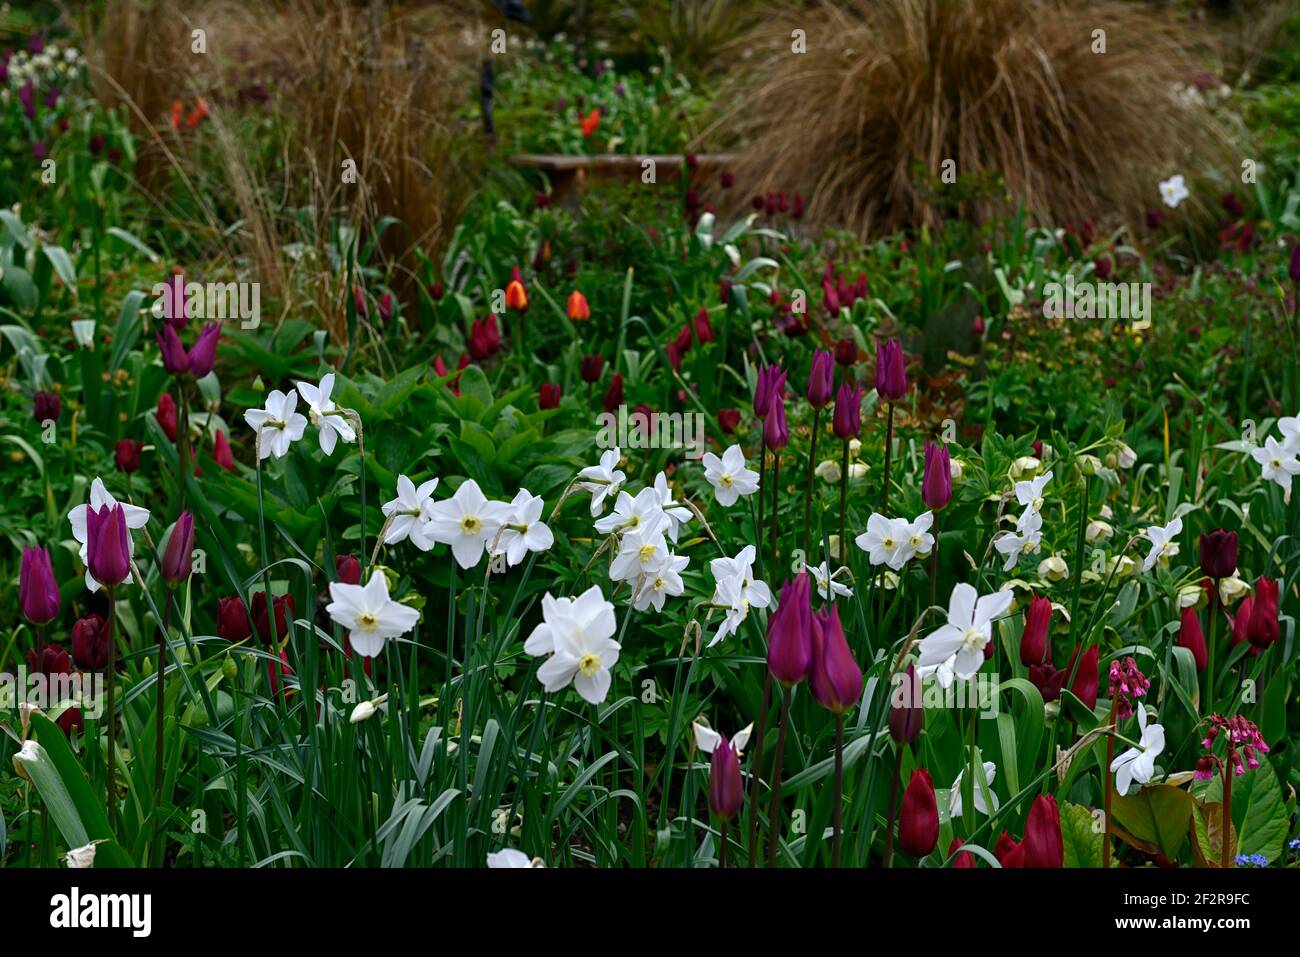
804, 407, 820, 557
766, 686, 793, 867
746, 672, 772, 867
881, 402, 894, 514
832, 713, 844, 867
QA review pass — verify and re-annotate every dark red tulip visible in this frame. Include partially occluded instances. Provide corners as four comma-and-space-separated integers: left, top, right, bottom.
252, 591, 295, 645
579, 355, 604, 383
86, 504, 132, 587
766, 573, 812, 686
20, 545, 60, 625
1232, 596, 1260, 656
995, 831, 1025, 868
1067, 644, 1099, 710
378, 292, 394, 323
1199, 529, 1238, 580
693, 308, 714, 344
217, 596, 252, 642
717, 408, 740, 433
161, 512, 195, 585
1290, 241, 1300, 283
72, 614, 109, 669
972, 315, 987, 336
115, 438, 143, 473
157, 392, 178, 442
1022, 794, 1063, 868
603, 372, 624, 414
833, 337, 857, 367
897, 769, 939, 857
431, 280, 445, 300
889, 662, 923, 744
267, 648, 293, 698
1019, 596, 1053, 666
538, 382, 562, 410
809, 606, 862, 714
1178, 606, 1207, 671
1248, 577, 1279, 649
213, 430, 236, 470
719, 278, 732, 304
1028, 661, 1064, 702
335, 554, 361, 585
949, 838, 976, 868
33, 390, 61, 423
26, 644, 82, 735
708, 735, 744, 821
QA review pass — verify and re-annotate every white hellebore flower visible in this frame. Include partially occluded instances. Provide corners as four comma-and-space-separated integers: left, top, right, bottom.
810, 561, 853, 600
701, 444, 760, 507
1159, 173, 1189, 208
426, 479, 506, 569
1141, 516, 1182, 572
1085, 519, 1114, 543
948, 761, 1000, 818
326, 571, 420, 658
1038, 554, 1069, 582
295, 373, 355, 455
918, 582, 1013, 684
496, 488, 554, 567
633, 552, 689, 612
1251, 436, 1300, 493
855, 513, 913, 570
65, 842, 99, 869
526, 584, 620, 704
381, 475, 440, 551
578, 447, 627, 516
68, 477, 151, 592
1109, 702, 1165, 796
244, 389, 308, 460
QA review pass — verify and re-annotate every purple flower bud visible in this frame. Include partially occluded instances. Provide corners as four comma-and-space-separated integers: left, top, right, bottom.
86, 503, 132, 587
753, 364, 786, 419
1198, 528, 1238, 580
875, 338, 907, 401
33, 390, 61, 423
156, 324, 190, 374
889, 663, 923, 744
922, 441, 952, 510
187, 323, 221, 378
72, 614, 109, 669
20, 545, 61, 625
806, 349, 834, 408
809, 605, 862, 713
763, 391, 788, 450
1289, 241, 1300, 284
161, 511, 195, 585
832, 382, 862, 439
766, 572, 813, 686
709, 734, 744, 821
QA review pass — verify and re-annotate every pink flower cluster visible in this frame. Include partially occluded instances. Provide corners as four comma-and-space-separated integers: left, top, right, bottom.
1194, 713, 1269, 780
1108, 656, 1150, 720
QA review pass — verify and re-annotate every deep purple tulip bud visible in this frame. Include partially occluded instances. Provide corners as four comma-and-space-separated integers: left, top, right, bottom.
161, 511, 195, 585
922, 441, 952, 510
33, 390, 61, 423
809, 606, 862, 713
763, 392, 788, 450
86, 503, 132, 587
766, 573, 813, 686
580, 354, 604, 383
1198, 529, 1238, 580
187, 323, 221, 378
898, 769, 939, 857
334, 554, 361, 585
156, 324, 190, 374
832, 382, 862, 439
72, 614, 109, 669
889, 662, 923, 744
1290, 241, 1300, 283
20, 545, 61, 625
708, 735, 744, 821
753, 364, 787, 419
875, 338, 907, 401
806, 349, 834, 408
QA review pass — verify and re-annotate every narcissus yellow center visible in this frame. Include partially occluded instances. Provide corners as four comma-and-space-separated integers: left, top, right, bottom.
460, 515, 482, 535
356, 612, 379, 633
578, 653, 602, 677
639, 544, 657, 563
720, 473, 734, 487
882, 536, 896, 549
960, 629, 985, 655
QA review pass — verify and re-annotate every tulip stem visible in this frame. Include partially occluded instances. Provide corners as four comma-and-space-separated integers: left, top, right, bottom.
1205, 590, 1218, 708
963, 706, 977, 837
757, 438, 767, 578
838, 439, 849, 561
719, 820, 729, 869
155, 596, 170, 855
881, 402, 894, 514
766, 686, 793, 867
746, 672, 772, 867
928, 511, 941, 610
1102, 698, 1116, 869
105, 588, 118, 831
770, 453, 781, 572
832, 713, 844, 867
883, 745, 903, 867
804, 407, 820, 557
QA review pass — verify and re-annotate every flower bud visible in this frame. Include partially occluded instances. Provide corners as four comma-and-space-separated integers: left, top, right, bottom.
1019, 595, 1052, 666
161, 511, 195, 586
20, 545, 60, 625
1198, 529, 1238, 580
898, 768, 938, 857
888, 663, 923, 744
1178, 606, 1207, 671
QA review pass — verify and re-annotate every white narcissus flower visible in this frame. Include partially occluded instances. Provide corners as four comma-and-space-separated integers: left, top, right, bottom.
692, 720, 753, 755
1279, 413, 1300, 451
700, 444, 760, 507
809, 561, 853, 600
1110, 702, 1165, 796
578, 447, 627, 516
707, 545, 772, 646
426, 479, 507, 569
995, 509, 1042, 572
381, 475, 439, 551
65, 842, 99, 868
350, 694, 387, 724
496, 488, 554, 567
918, 582, 1013, 684
486, 848, 540, 868
529, 584, 620, 704
1159, 173, 1189, 208
904, 511, 935, 559
632, 552, 689, 612
326, 571, 421, 658
609, 513, 670, 582
947, 761, 1000, 818
1251, 436, 1300, 493
295, 373, 355, 455
652, 471, 693, 541
1141, 516, 1183, 572
594, 487, 665, 536
68, 477, 151, 592
1014, 470, 1053, 513
244, 389, 308, 460
855, 513, 912, 570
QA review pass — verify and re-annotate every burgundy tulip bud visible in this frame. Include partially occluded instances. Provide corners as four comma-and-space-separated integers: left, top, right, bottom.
161, 511, 195, 586
1178, 606, 1207, 671
580, 355, 604, 383
995, 831, 1025, 867
217, 596, 252, 642
763, 392, 788, 450
1199, 529, 1238, 580
157, 392, 178, 442
115, 438, 143, 473
806, 349, 834, 408
1019, 595, 1053, 666
1028, 661, 1064, 702
949, 838, 977, 868
72, 614, 109, 669
1247, 576, 1279, 649
157, 324, 191, 374
720, 169, 734, 189
431, 280, 445, 300
874, 338, 907, 401
20, 545, 61, 625
1066, 644, 1099, 710
972, 315, 987, 336
213, 430, 236, 471
378, 292, 394, 323
889, 662, 923, 744
1221, 191, 1244, 218
187, 323, 221, 378
693, 307, 714, 344
335, 554, 361, 585
353, 286, 368, 317
898, 769, 939, 857
717, 408, 740, 433
86, 504, 132, 587
33, 390, 61, 423
1022, 794, 1063, 868
538, 382, 562, 410
766, 573, 813, 686
809, 606, 862, 714
673, 324, 693, 356
832, 382, 862, 439
252, 591, 295, 645
833, 337, 857, 367
1232, 598, 1261, 656
26, 643, 83, 734
922, 441, 952, 510
603, 372, 624, 414
823, 282, 841, 317
708, 735, 744, 821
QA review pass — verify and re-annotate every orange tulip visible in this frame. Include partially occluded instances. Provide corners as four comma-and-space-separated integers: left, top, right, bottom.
505, 279, 529, 311
567, 290, 590, 321
580, 109, 600, 138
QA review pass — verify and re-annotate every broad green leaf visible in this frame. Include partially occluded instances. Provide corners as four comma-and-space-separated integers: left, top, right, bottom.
1110, 783, 1191, 860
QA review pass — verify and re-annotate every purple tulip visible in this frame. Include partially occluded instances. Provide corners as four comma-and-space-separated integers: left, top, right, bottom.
1198, 529, 1238, 580
753, 364, 787, 419
809, 605, 863, 714
889, 662, 923, 744
162, 512, 195, 585
18, 80, 35, 119
72, 614, 109, 669
709, 734, 744, 821
922, 441, 952, 510
33, 390, 61, 423
20, 545, 61, 625
766, 573, 813, 686
162, 273, 188, 328
187, 323, 221, 378
875, 338, 907, 401
806, 349, 834, 408
764, 390, 789, 450
86, 504, 132, 587
157, 324, 191, 374
832, 382, 862, 439
1290, 241, 1300, 284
